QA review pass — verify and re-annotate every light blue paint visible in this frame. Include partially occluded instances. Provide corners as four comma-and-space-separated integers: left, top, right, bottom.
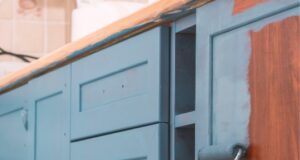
71, 124, 168, 160
0, 1, 299, 160
196, 0, 300, 158
170, 13, 197, 160
0, 108, 28, 160
0, 86, 28, 160
35, 92, 64, 160
71, 26, 169, 140
27, 66, 70, 160
80, 61, 148, 112
212, 25, 251, 146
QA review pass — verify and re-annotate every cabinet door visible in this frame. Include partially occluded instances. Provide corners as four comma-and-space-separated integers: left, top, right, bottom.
28, 66, 70, 160
71, 124, 168, 160
196, 1, 299, 159
0, 86, 28, 160
71, 27, 169, 140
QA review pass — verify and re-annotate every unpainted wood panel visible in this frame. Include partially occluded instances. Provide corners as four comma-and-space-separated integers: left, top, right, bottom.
233, 0, 268, 15
248, 16, 300, 160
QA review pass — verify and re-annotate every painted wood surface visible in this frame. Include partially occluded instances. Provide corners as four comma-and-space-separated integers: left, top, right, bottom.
70, 27, 169, 140
0, 110, 28, 160
196, 1, 299, 159
0, 86, 28, 160
0, 0, 211, 94
248, 16, 300, 160
28, 66, 70, 160
71, 124, 168, 160
0, 1, 298, 160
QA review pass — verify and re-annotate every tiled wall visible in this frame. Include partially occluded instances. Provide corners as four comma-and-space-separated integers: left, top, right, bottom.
0, 0, 73, 62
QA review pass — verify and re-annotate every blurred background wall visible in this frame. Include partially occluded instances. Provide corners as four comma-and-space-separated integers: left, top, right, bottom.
72, 0, 157, 41
0, 0, 73, 62
0, 0, 157, 77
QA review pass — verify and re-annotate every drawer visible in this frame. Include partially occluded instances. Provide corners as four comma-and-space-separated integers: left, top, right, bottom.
71, 27, 169, 139
71, 124, 168, 160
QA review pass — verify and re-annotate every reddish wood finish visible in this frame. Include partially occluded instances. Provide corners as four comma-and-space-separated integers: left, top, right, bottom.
233, 0, 267, 15
248, 16, 300, 160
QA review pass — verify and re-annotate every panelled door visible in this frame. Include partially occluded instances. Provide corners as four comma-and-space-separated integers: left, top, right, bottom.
0, 86, 28, 160
28, 66, 70, 160
196, 0, 299, 159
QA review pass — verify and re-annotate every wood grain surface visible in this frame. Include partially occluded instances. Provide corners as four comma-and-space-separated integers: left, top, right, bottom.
248, 16, 300, 160
233, 0, 267, 15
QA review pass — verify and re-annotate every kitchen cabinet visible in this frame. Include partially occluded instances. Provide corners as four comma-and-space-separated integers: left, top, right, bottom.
71, 124, 168, 160
196, 1, 299, 159
71, 27, 169, 140
0, 1, 299, 160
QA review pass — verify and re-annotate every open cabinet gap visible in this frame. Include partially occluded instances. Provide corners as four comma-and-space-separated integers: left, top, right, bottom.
175, 25, 196, 115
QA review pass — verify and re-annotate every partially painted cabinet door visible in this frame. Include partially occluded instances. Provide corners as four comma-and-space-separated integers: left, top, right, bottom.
197, 1, 299, 159
28, 66, 70, 160
71, 27, 169, 140
71, 124, 168, 160
0, 86, 28, 160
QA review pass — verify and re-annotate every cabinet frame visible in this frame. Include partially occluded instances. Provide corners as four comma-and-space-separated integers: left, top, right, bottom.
28, 66, 71, 160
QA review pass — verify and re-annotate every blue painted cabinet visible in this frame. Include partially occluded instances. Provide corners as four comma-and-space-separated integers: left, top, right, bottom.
0, 26, 170, 160
1, 1, 299, 160
28, 66, 70, 160
71, 124, 168, 160
0, 86, 28, 160
195, 0, 300, 159
71, 26, 170, 140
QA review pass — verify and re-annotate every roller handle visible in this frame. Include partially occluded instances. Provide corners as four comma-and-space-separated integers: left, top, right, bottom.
198, 144, 247, 160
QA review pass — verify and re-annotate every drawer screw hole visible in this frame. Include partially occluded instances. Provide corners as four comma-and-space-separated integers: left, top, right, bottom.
122, 84, 125, 88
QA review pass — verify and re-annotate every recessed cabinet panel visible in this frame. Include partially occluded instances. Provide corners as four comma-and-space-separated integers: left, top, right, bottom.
71, 27, 169, 140
35, 92, 65, 160
80, 62, 147, 111
196, 1, 299, 159
212, 5, 299, 147
71, 124, 168, 160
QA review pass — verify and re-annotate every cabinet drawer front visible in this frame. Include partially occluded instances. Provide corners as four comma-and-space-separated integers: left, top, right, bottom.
71, 124, 168, 160
71, 27, 169, 139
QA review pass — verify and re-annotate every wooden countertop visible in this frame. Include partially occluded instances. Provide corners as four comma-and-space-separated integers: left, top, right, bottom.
0, 0, 211, 94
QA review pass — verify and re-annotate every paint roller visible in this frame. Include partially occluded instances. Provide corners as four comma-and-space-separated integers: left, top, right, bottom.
198, 143, 247, 160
